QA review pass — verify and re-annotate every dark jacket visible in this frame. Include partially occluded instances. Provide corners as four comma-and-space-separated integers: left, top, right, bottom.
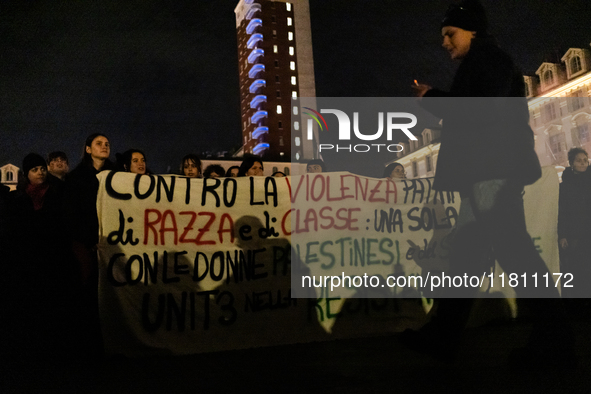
9, 176, 68, 268
557, 167, 591, 241
421, 38, 541, 191
63, 163, 102, 248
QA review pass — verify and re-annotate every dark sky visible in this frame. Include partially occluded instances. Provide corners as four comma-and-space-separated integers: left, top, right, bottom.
1, 0, 589, 173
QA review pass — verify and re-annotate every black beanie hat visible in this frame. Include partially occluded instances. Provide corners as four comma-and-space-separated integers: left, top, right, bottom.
23, 153, 47, 176
441, 0, 488, 34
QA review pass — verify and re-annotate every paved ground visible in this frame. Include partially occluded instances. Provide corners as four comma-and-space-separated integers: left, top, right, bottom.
4, 317, 591, 393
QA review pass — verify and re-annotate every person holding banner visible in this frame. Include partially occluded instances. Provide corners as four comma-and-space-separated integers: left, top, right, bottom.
117, 148, 148, 175
411, 0, 573, 366
238, 155, 264, 176
383, 162, 406, 179
63, 133, 115, 360
180, 153, 202, 178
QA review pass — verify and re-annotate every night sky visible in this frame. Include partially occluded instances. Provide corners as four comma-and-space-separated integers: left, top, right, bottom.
1, 0, 589, 173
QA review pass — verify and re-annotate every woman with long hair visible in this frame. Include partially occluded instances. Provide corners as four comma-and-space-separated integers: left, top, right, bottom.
238, 156, 264, 177
117, 148, 148, 174
180, 154, 202, 178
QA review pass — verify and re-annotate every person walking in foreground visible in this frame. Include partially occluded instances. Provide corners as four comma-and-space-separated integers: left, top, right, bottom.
410, 0, 574, 368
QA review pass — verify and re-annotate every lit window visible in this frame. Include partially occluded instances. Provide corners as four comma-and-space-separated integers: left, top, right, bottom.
294, 121, 300, 130
292, 91, 297, 98
286, 2, 291, 11
290, 61, 295, 70
295, 136, 301, 146
288, 32, 293, 41
293, 106, 298, 115
287, 17, 292, 26
571, 56, 582, 74
289, 47, 294, 56
273, 30, 277, 38
279, 136, 284, 146
277, 105, 282, 114
291, 76, 297, 85
544, 70, 554, 86
273, 45, 278, 53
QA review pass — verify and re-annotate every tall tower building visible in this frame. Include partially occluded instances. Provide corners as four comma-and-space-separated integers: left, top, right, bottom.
235, 0, 316, 162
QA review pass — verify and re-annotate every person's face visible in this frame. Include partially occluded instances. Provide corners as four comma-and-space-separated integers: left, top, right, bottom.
572, 153, 589, 173
28, 166, 47, 185
441, 26, 475, 60
307, 164, 323, 173
210, 171, 223, 178
183, 159, 200, 177
389, 166, 406, 179
229, 168, 239, 177
246, 161, 264, 176
48, 157, 69, 175
129, 152, 146, 175
86, 136, 110, 160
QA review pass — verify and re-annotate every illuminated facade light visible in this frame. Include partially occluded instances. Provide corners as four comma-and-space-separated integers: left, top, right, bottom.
248, 64, 265, 79
248, 48, 264, 64
245, 3, 261, 20
249, 79, 266, 93
253, 143, 270, 155
251, 111, 268, 124
246, 18, 262, 35
247, 33, 263, 49
252, 126, 269, 139
250, 95, 267, 109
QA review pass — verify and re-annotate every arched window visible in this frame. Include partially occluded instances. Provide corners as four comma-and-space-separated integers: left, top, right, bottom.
571, 56, 582, 74
544, 70, 554, 86
6, 171, 13, 181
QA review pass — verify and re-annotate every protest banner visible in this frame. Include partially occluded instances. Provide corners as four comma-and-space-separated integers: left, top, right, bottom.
97, 167, 558, 356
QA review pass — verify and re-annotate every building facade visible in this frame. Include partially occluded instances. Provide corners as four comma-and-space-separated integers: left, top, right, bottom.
391, 43, 591, 177
0, 163, 19, 191
235, 0, 317, 162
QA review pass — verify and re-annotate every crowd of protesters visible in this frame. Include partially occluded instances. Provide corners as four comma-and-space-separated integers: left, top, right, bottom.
1, 127, 586, 369
0, 133, 336, 364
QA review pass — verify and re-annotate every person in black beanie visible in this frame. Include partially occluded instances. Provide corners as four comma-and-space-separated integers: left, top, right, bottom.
6, 153, 73, 364
409, 0, 574, 368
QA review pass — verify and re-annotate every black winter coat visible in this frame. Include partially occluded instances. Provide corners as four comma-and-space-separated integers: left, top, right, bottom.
63, 163, 102, 248
421, 38, 541, 191
557, 167, 591, 242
